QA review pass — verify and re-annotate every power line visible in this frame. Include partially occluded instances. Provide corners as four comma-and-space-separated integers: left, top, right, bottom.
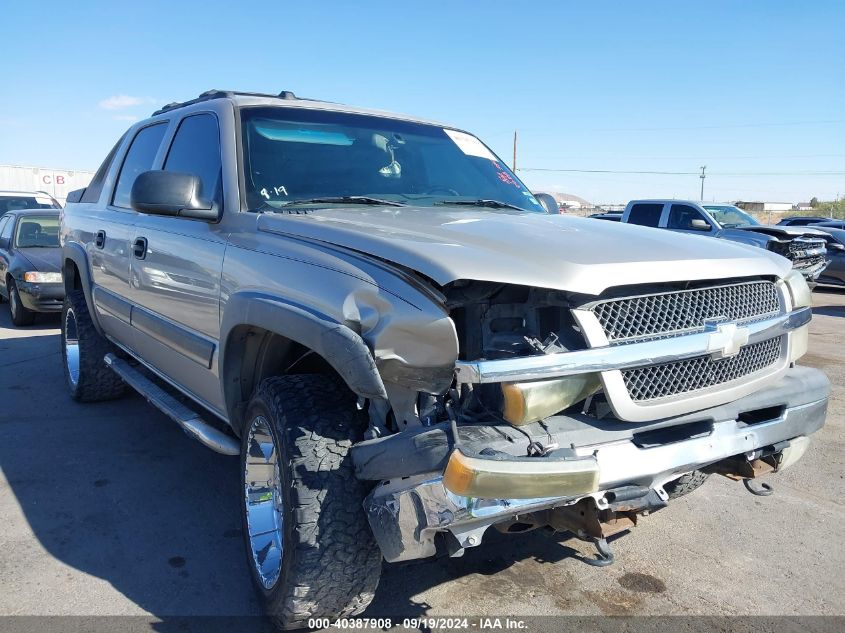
517, 167, 845, 176
518, 168, 699, 175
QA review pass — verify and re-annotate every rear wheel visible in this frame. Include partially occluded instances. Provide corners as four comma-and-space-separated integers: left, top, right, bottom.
61, 289, 126, 402
8, 279, 35, 326
240, 375, 381, 629
664, 470, 710, 499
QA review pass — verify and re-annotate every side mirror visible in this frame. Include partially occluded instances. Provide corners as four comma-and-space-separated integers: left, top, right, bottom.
690, 218, 711, 231
0, 237, 8, 250
130, 171, 218, 221
534, 193, 560, 215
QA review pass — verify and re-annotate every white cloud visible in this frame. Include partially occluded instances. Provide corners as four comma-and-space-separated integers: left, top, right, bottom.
112, 114, 140, 122
98, 95, 154, 110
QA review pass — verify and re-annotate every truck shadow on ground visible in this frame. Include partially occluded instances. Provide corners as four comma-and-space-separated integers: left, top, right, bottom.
0, 323, 596, 631
811, 288, 845, 318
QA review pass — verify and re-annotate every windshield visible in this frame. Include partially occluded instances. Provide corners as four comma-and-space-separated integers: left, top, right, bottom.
14, 215, 60, 248
240, 107, 543, 213
703, 205, 760, 228
0, 195, 59, 215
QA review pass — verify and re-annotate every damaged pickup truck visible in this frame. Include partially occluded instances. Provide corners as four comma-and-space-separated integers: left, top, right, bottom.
60, 90, 830, 629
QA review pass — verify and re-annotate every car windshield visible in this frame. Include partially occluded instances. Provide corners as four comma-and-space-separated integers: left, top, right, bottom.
240, 107, 544, 213
703, 205, 760, 228
14, 215, 60, 248
0, 195, 59, 215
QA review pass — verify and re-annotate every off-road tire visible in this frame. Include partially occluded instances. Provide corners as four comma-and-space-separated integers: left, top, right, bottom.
664, 470, 710, 499
8, 279, 35, 326
240, 375, 381, 629
61, 289, 126, 402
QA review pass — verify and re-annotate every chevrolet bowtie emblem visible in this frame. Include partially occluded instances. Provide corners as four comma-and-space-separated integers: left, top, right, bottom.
704, 319, 749, 360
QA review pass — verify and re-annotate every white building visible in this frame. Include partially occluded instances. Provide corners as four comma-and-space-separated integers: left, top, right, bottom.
736, 201, 795, 213
0, 165, 95, 205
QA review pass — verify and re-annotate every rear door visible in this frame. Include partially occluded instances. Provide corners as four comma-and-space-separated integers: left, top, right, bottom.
129, 112, 228, 413
88, 122, 169, 344
625, 202, 666, 228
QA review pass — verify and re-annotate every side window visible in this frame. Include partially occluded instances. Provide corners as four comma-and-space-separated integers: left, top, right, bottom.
0, 217, 9, 240
81, 134, 125, 204
668, 204, 710, 230
627, 203, 663, 227
112, 123, 168, 209
1, 216, 15, 240
163, 114, 222, 204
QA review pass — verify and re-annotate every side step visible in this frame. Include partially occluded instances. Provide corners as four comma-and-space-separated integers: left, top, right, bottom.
104, 354, 239, 456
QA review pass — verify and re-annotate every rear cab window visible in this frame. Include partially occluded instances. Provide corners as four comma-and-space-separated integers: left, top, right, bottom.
627, 203, 664, 227
81, 135, 125, 204
112, 123, 169, 209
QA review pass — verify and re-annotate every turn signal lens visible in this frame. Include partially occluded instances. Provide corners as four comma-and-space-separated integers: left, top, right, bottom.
23, 271, 62, 283
501, 374, 601, 426
443, 449, 599, 499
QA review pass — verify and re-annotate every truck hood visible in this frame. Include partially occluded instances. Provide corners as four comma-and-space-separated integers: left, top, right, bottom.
733, 225, 828, 239
258, 207, 790, 296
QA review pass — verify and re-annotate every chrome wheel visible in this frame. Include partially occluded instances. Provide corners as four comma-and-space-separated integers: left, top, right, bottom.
64, 307, 80, 387
244, 415, 284, 590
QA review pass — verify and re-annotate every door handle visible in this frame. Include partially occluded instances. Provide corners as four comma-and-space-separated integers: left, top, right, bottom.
133, 237, 148, 260
95, 230, 106, 249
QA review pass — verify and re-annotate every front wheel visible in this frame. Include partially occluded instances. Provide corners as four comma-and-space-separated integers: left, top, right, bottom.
240, 375, 381, 630
664, 470, 710, 499
8, 279, 35, 326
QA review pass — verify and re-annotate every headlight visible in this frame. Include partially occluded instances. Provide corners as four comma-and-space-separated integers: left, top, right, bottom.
23, 272, 62, 283
783, 270, 811, 309
500, 374, 601, 426
443, 448, 599, 499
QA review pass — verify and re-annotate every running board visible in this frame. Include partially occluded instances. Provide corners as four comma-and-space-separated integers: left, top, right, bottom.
104, 354, 239, 456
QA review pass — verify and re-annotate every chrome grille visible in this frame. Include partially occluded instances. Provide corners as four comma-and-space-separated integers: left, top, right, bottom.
591, 281, 780, 343
622, 336, 783, 402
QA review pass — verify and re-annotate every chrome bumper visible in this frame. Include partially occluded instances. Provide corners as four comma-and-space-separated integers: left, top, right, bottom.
454, 306, 810, 384
365, 379, 827, 563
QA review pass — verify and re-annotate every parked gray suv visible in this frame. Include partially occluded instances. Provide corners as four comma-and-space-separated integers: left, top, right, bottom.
60, 90, 829, 629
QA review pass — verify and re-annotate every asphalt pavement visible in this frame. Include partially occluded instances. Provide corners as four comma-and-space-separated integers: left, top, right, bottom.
0, 289, 843, 622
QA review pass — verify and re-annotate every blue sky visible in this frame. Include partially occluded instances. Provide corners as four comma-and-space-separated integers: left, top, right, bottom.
1, 1, 843, 203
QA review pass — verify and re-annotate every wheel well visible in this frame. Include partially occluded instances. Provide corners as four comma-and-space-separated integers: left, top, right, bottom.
63, 259, 82, 293
223, 325, 339, 435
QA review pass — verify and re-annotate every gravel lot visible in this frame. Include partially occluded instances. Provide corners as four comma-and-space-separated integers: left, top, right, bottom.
0, 289, 843, 622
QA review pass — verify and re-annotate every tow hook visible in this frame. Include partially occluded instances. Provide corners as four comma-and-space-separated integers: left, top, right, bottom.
743, 479, 774, 496
582, 537, 615, 567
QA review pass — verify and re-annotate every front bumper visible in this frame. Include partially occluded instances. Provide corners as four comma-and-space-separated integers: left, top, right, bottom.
363, 365, 829, 562
17, 281, 64, 313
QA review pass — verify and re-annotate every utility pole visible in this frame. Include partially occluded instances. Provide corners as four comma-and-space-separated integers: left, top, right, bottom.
699, 166, 706, 201
513, 131, 518, 172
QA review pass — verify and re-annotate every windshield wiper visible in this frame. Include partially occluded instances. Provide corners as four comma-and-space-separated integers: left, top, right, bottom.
279, 196, 405, 207
434, 199, 526, 212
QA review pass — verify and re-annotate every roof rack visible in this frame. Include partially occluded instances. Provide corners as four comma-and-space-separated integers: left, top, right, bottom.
151, 89, 301, 116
